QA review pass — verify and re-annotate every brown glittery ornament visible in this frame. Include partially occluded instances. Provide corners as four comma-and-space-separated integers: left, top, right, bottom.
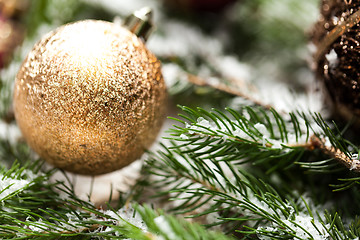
13, 18, 167, 175
312, 0, 360, 119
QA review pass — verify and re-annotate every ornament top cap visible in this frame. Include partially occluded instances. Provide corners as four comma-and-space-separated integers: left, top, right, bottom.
124, 7, 154, 42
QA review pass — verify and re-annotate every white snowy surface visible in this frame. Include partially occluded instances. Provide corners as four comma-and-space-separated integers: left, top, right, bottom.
251, 193, 331, 240
26, 205, 148, 234
0, 177, 30, 200
154, 215, 177, 239
0, 120, 21, 144
257, 213, 330, 240
326, 49, 338, 67
0, 169, 40, 201
350, 153, 360, 171
148, 20, 223, 58
50, 160, 143, 203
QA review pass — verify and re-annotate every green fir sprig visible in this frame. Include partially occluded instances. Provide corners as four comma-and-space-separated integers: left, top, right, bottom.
141, 106, 360, 239
0, 159, 234, 239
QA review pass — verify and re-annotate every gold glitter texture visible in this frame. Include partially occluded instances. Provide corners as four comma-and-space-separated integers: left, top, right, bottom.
13, 20, 167, 175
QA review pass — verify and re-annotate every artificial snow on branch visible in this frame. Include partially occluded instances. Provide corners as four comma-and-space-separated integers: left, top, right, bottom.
141, 106, 360, 238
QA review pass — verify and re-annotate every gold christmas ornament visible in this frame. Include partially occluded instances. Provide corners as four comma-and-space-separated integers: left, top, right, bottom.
13, 9, 167, 175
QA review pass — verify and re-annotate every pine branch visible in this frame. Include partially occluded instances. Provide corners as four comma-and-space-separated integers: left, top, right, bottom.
144, 142, 358, 239
167, 106, 360, 176
141, 106, 360, 238
0, 159, 234, 239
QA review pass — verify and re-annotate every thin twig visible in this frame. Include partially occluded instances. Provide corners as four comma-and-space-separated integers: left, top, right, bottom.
309, 134, 360, 172
186, 129, 359, 172
186, 73, 274, 110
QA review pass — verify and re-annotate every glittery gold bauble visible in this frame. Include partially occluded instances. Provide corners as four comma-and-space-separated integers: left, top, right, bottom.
13, 20, 167, 175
